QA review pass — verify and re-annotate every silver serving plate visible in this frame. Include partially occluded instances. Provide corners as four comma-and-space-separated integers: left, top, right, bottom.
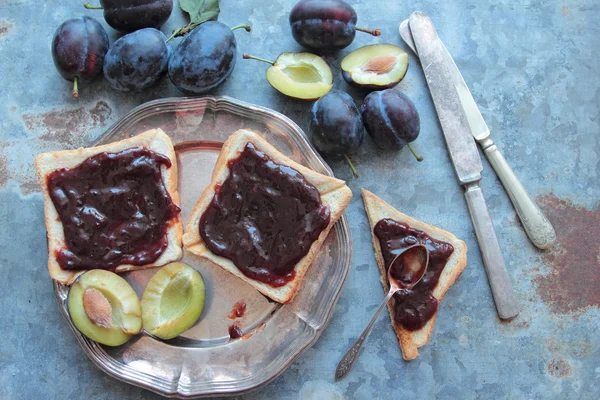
53, 96, 352, 398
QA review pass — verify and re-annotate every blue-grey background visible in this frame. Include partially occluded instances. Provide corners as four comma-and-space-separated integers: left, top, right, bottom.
0, 0, 598, 399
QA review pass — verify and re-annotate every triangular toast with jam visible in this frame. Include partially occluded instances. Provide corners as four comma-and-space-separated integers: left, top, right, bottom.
362, 189, 467, 360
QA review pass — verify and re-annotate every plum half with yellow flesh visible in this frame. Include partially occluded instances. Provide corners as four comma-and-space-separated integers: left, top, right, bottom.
141, 262, 205, 340
68, 270, 142, 346
341, 44, 409, 90
243, 52, 333, 100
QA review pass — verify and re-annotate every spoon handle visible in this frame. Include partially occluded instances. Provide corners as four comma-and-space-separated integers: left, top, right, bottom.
335, 290, 395, 381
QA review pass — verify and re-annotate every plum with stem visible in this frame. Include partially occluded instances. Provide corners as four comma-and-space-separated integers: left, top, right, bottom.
51, 17, 109, 98
289, 0, 380, 51
309, 90, 364, 177
362, 89, 423, 161
168, 22, 251, 95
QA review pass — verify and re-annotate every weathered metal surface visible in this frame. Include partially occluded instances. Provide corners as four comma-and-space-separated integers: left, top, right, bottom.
0, 1, 598, 399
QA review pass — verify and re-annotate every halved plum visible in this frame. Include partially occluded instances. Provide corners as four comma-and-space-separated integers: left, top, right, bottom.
341, 44, 409, 90
141, 262, 205, 340
68, 270, 142, 346
243, 52, 333, 100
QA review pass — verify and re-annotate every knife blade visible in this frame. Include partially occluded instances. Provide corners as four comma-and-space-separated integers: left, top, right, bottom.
409, 12, 519, 319
400, 19, 556, 250
399, 20, 489, 140
407, 16, 482, 185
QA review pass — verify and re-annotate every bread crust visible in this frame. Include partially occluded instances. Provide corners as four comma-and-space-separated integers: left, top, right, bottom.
361, 189, 467, 360
183, 129, 352, 303
35, 129, 183, 285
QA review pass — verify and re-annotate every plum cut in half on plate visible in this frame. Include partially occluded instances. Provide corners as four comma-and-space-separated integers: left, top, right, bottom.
341, 44, 409, 90
141, 262, 205, 340
68, 270, 142, 346
243, 52, 333, 100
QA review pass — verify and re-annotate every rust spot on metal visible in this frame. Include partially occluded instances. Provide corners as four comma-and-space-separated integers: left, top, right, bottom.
547, 359, 572, 378
0, 150, 39, 195
24, 107, 84, 147
569, 342, 591, 359
545, 336, 561, 352
22, 101, 112, 148
0, 155, 8, 187
534, 193, 600, 315
508, 316, 530, 329
18, 178, 40, 196
0, 20, 13, 38
89, 101, 112, 126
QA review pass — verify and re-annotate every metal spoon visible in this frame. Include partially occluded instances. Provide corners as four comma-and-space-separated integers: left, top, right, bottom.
334, 244, 429, 380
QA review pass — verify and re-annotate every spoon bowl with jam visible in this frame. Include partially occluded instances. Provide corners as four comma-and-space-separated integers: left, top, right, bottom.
335, 244, 429, 380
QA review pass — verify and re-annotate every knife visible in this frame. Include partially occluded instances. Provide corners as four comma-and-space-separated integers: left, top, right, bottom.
408, 12, 519, 320
400, 19, 556, 250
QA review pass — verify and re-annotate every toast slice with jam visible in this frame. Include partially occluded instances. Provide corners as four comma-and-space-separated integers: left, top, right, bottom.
36, 129, 183, 285
183, 129, 352, 303
362, 189, 467, 360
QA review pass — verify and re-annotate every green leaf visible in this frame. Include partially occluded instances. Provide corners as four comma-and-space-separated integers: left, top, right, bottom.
179, 0, 220, 24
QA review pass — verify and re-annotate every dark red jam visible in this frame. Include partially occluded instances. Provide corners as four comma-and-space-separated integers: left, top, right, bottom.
229, 323, 243, 339
199, 143, 330, 287
374, 218, 454, 331
228, 301, 247, 320
47, 147, 180, 271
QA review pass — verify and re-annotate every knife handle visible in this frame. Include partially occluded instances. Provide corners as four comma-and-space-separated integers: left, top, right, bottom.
464, 183, 519, 320
481, 139, 556, 249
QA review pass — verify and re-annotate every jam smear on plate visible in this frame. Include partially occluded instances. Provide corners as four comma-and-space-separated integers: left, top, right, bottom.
228, 301, 247, 320
229, 323, 243, 339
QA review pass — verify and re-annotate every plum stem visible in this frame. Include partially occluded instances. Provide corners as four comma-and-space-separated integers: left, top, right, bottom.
356, 27, 381, 37
231, 24, 252, 32
72, 77, 79, 99
344, 155, 360, 178
167, 22, 251, 43
83, 2, 103, 9
407, 144, 424, 162
166, 26, 187, 43
243, 54, 275, 65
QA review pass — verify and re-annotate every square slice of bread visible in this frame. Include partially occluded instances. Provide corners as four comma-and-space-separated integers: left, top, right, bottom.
362, 189, 467, 360
183, 129, 352, 303
35, 128, 183, 285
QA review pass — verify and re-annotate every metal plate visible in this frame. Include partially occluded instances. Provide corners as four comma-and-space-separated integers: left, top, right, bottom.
52, 96, 352, 398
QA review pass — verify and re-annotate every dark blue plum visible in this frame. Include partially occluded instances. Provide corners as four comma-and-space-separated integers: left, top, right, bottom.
289, 0, 379, 51
103, 28, 170, 92
362, 89, 423, 160
309, 90, 364, 156
85, 0, 173, 33
168, 21, 242, 95
51, 17, 109, 97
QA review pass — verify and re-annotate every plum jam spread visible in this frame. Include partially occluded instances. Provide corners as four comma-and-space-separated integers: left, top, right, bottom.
229, 323, 243, 339
374, 218, 454, 331
199, 142, 330, 287
47, 147, 180, 271
228, 301, 247, 319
